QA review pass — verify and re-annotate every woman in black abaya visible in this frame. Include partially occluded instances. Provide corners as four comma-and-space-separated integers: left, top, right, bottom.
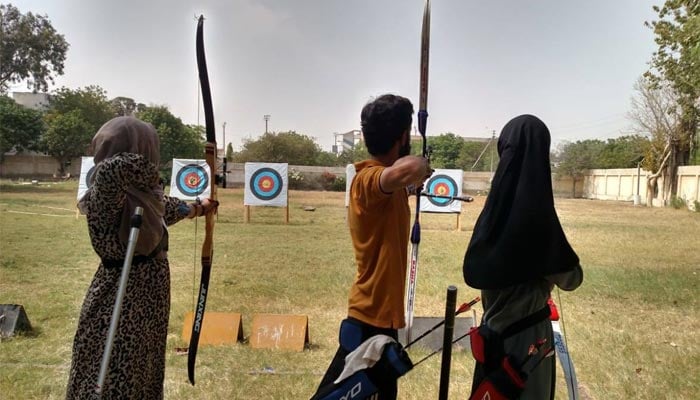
463, 114, 583, 399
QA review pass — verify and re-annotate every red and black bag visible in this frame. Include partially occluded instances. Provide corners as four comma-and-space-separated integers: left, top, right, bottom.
468, 305, 550, 400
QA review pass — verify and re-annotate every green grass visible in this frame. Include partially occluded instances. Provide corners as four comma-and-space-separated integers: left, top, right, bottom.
1, 180, 698, 399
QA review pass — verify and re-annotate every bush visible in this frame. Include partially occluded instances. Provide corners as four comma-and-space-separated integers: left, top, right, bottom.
288, 168, 305, 190
693, 200, 699, 213
330, 176, 346, 192
669, 196, 686, 210
319, 171, 337, 191
288, 169, 346, 191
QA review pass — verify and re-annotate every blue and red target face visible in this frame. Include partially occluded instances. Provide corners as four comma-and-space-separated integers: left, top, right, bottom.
425, 174, 458, 206
250, 167, 283, 201
176, 164, 209, 197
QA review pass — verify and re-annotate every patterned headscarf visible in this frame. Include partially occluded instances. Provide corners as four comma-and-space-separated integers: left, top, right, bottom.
79, 116, 166, 257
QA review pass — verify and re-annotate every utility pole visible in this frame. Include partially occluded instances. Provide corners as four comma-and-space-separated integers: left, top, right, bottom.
490, 129, 496, 173
264, 114, 270, 134
222, 122, 227, 188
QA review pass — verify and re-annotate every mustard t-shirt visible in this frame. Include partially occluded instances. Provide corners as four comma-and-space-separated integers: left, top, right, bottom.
347, 159, 410, 329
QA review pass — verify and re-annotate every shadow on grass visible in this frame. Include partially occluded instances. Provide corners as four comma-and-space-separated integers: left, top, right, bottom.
1, 326, 43, 340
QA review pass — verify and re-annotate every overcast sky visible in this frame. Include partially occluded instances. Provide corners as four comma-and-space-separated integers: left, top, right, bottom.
9, 0, 659, 151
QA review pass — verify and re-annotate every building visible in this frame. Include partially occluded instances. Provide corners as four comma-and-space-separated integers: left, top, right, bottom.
332, 130, 362, 154
12, 92, 50, 111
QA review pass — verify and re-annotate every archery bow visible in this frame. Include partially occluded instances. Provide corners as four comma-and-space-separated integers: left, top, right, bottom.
188, 14, 217, 385
405, 0, 431, 344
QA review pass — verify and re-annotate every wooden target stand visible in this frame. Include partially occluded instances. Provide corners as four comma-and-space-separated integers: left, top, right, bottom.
244, 202, 289, 224
180, 312, 309, 352
250, 314, 310, 351
422, 210, 463, 232
182, 311, 244, 346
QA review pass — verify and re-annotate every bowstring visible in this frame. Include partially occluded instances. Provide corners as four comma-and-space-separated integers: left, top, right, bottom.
192, 70, 202, 313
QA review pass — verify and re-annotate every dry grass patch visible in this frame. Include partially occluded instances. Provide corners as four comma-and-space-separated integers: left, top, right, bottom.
0, 180, 698, 399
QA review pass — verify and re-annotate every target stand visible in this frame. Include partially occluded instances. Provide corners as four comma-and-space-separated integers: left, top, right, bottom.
420, 169, 465, 231
182, 312, 244, 346
243, 163, 290, 224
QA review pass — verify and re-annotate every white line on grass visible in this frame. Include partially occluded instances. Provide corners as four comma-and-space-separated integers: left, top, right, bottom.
7, 210, 73, 217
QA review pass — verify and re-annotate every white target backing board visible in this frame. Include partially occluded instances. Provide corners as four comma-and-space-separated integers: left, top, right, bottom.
77, 156, 95, 200
244, 162, 288, 207
345, 163, 356, 207
169, 159, 211, 200
420, 169, 464, 213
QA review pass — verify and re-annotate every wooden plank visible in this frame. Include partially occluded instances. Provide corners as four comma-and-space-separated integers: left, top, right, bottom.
182, 312, 243, 345
250, 314, 309, 351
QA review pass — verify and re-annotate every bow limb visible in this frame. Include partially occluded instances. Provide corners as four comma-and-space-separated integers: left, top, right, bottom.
188, 14, 217, 385
552, 291, 579, 400
405, 0, 431, 344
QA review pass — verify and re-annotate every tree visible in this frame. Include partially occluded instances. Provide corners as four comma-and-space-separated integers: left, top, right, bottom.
337, 142, 370, 165
645, 1, 700, 200
629, 77, 685, 205
597, 135, 651, 169
0, 95, 45, 161
232, 131, 323, 165
457, 140, 498, 172
315, 151, 340, 167
0, 4, 69, 93
428, 133, 464, 169
39, 86, 113, 172
41, 110, 91, 175
136, 106, 204, 163
553, 139, 606, 197
48, 86, 113, 134
110, 96, 144, 116
225, 143, 234, 161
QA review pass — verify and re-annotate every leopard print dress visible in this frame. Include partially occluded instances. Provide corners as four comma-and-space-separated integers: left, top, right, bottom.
66, 153, 187, 400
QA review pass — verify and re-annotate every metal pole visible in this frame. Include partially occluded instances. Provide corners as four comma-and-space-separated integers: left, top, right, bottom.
222, 122, 227, 188
96, 207, 144, 397
490, 130, 495, 174
264, 114, 270, 134
438, 285, 457, 400
637, 162, 641, 196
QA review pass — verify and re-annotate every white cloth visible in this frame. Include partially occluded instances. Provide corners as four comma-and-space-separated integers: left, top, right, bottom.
334, 335, 396, 384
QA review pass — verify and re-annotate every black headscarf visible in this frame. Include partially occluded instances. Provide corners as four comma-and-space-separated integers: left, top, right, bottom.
463, 114, 579, 289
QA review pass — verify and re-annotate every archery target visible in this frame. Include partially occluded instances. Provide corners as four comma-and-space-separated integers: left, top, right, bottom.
420, 169, 463, 213
170, 159, 211, 200
244, 162, 288, 207
250, 168, 283, 200
345, 163, 356, 207
77, 156, 95, 200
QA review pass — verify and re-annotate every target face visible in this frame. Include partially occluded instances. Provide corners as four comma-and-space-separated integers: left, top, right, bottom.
86, 166, 96, 188
425, 174, 459, 206
249, 167, 283, 201
77, 156, 96, 200
175, 164, 209, 197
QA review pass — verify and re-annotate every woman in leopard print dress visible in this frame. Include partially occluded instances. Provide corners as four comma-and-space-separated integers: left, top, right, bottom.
66, 117, 216, 399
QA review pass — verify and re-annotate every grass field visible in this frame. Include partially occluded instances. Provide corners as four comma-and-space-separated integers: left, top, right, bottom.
0, 180, 698, 399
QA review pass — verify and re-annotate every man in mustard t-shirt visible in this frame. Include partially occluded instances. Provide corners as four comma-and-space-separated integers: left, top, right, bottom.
312, 94, 432, 400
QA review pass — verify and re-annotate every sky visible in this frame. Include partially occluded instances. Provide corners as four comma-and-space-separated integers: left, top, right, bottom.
9, 0, 660, 152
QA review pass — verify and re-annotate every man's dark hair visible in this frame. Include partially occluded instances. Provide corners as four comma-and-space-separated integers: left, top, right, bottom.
360, 94, 414, 156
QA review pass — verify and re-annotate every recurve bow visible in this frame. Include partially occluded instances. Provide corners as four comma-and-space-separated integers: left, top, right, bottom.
188, 14, 217, 385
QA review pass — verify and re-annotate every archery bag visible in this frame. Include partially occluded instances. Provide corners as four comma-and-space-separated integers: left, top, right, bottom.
312, 320, 413, 400
468, 305, 550, 400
